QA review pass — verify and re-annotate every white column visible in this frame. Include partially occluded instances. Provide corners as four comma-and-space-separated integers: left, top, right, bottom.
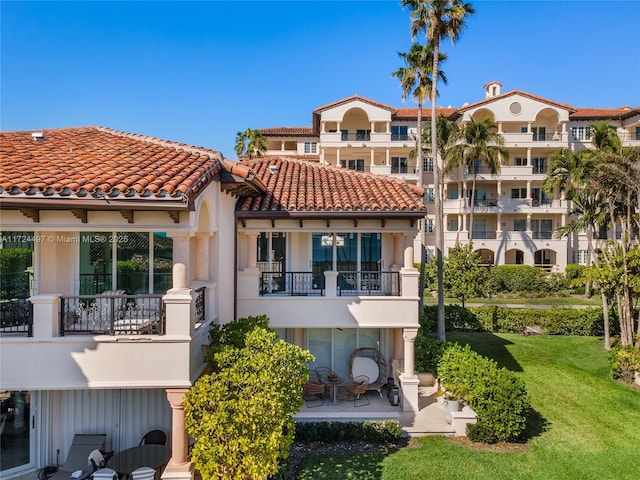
194, 232, 211, 281
245, 232, 258, 270
370, 148, 375, 168
168, 234, 193, 283
400, 328, 420, 412
30, 295, 60, 338
385, 148, 390, 166
162, 388, 192, 480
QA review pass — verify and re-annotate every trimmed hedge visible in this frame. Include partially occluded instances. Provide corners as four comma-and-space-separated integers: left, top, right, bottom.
294, 420, 403, 443
438, 344, 530, 443
421, 305, 606, 336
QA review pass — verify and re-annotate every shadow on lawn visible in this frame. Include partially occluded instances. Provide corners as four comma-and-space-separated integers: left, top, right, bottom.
520, 407, 550, 443
448, 331, 524, 372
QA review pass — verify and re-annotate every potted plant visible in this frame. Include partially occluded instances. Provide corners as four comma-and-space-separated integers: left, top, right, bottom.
442, 383, 467, 424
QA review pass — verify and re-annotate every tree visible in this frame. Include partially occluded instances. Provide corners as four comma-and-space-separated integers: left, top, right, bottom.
392, 42, 447, 317
443, 242, 487, 307
234, 128, 267, 159
444, 117, 508, 240
402, 0, 476, 341
185, 322, 313, 480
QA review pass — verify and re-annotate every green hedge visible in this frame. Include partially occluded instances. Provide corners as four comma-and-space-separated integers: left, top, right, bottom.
421, 305, 606, 336
294, 420, 403, 443
438, 344, 530, 443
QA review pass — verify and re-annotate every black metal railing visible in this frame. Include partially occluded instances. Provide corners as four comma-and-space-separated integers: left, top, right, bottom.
470, 198, 498, 207
195, 287, 206, 324
60, 294, 165, 335
391, 165, 418, 174
472, 231, 498, 239
1, 272, 33, 335
260, 272, 323, 296
532, 133, 561, 141
341, 132, 371, 142
391, 133, 411, 141
337, 271, 400, 296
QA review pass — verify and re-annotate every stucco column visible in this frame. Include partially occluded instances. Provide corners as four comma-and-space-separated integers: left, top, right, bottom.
30, 295, 60, 337
527, 148, 532, 165
321, 122, 326, 134
527, 122, 532, 133
336, 148, 341, 165
324, 271, 338, 298
163, 388, 192, 480
194, 232, 211, 281
280, 140, 285, 152
526, 181, 532, 200
497, 180, 502, 197
403, 242, 414, 270
385, 148, 390, 166
370, 148, 374, 167
168, 234, 193, 284
245, 232, 258, 269
392, 233, 403, 268
400, 328, 420, 412
497, 121, 503, 133
526, 213, 532, 233
496, 213, 502, 234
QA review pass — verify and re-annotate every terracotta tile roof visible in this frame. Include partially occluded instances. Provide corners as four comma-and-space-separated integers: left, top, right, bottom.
0, 127, 224, 208
232, 156, 426, 217
259, 127, 317, 136
313, 95, 396, 113
395, 107, 458, 119
456, 89, 576, 113
570, 107, 640, 120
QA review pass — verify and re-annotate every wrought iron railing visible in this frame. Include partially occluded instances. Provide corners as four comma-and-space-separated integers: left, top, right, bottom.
1, 272, 33, 335
195, 287, 206, 324
341, 132, 371, 141
391, 133, 411, 141
337, 271, 400, 296
260, 272, 323, 296
60, 294, 165, 335
391, 165, 418, 174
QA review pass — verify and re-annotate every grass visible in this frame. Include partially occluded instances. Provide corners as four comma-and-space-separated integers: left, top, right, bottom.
296, 333, 640, 479
422, 295, 602, 306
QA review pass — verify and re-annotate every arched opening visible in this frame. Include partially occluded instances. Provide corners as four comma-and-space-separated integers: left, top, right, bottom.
534, 249, 557, 272
475, 248, 495, 266
505, 248, 525, 265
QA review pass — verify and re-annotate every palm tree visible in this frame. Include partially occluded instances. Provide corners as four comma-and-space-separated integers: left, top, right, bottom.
444, 117, 508, 240
392, 43, 447, 317
401, 0, 475, 342
590, 120, 622, 154
235, 128, 267, 159
392, 43, 448, 180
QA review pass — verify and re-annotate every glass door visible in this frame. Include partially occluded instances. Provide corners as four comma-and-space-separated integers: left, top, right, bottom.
0, 390, 32, 473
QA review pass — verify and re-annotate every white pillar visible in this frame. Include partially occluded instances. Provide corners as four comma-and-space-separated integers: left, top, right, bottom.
324, 271, 338, 298
30, 295, 60, 338
169, 234, 193, 284
162, 388, 192, 480
194, 233, 211, 281
400, 328, 420, 412
245, 232, 258, 269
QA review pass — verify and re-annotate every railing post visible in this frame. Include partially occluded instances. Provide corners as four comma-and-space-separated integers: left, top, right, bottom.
324, 271, 338, 298
29, 294, 60, 338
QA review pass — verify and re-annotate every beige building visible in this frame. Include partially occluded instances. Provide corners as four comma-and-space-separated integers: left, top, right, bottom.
260, 83, 640, 272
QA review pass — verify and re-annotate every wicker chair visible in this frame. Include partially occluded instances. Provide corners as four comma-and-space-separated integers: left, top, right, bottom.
346, 375, 370, 407
349, 348, 386, 397
303, 380, 326, 408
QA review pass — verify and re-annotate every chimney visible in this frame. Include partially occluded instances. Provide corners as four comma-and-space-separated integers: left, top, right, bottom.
483, 81, 503, 98
31, 131, 46, 141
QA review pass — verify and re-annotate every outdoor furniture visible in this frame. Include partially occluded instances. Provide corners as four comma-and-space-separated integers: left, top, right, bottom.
139, 429, 167, 446
315, 367, 344, 404
91, 468, 117, 480
303, 381, 325, 408
130, 466, 157, 480
346, 375, 370, 407
49, 434, 107, 480
349, 348, 386, 396
108, 444, 170, 477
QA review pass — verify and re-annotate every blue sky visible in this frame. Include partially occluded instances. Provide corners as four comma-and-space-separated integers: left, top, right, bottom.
2, 0, 639, 159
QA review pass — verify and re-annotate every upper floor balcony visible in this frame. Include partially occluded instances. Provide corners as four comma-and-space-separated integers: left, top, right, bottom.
500, 131, 568, 147
0, 275, 211, 391
443, 197, 568, 214
237, 267, 420, 330
446, 164, 547, 182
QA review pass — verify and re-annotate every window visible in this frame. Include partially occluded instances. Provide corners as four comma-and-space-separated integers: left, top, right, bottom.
391, 156, 408, 174
532, 126, 546, 141
341, 129, 349, 141
511, 188, 527, 199
513, 157, 527, 166
575, 250, 588, 265
423, 187, 434, 203
448, 217, 459, 231
532, 157, 547, 174
425, 218, 435, 233
355, 129, 371, 141
448, 187, 459, 200
636, 126, 640, 141
514, 219, 526, 231
391, 125, 409, 141
304, 142, 317, 154
571, 126, 591, 141
340, 159, 365, 171
520, 126, 528, 133
423, 157, 434, 172
532, 219, 553, 239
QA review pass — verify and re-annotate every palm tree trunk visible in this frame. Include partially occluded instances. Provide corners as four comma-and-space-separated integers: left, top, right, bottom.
417, 100, 424, 318
469, 174, 476, 241
601, 289, 611, 350
432, 40, 445, 342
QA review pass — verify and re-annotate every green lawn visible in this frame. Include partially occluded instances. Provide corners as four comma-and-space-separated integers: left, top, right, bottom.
422, 296, 602, 306
296, 333, 640, 479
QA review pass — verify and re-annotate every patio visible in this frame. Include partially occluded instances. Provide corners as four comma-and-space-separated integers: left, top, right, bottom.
294, 384, 455, 436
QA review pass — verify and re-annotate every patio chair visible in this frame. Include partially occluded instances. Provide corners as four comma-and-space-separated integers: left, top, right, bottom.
49, 434, 107, 480
346, 375, 370, 407
91, 468, 117, 480
130, 467, 157, 480
139, 429, 167, 446
349, 348, 386, 397
303, 380, 326, 408
315, 366, 339, 384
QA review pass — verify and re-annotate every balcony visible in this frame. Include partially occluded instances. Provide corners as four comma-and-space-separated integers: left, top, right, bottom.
341, 132, 371, 142
260, 271, 400, 296
391, 133, 412, 141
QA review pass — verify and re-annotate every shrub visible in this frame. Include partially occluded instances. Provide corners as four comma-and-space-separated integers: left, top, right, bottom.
466, 422, 498, 444
414, 334, 452, 376
438, 344, 530, 442
488, 265, 548, 293
609, 344, 640, 384
294, 420, 402, 443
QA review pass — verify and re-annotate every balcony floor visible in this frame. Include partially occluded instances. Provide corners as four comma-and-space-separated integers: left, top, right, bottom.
294, 385, 454, 436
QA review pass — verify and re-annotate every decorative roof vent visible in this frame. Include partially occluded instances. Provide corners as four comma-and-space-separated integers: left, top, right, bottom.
483, 81, 502, 98
269, 165, 278, 174
31, 131, 46, 141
